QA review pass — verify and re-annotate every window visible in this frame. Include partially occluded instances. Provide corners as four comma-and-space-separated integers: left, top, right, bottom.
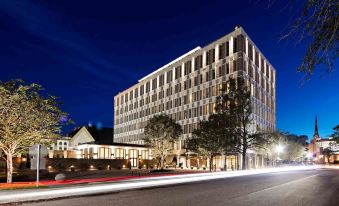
211, 69, 215, 80
167, 70, 173, 83
175, 66, 182, 79
152, 93, 157, 102
219, 43, 225, 59
99, 147, 106, 159
166, 87, 172, 96
115, 148, 125, 159
266, 63, 270, 79
237, 35, 245, 53
140, 85, 144, 95
206, 49, 215, 65
152, 78, 157, 90
175, 83, 181, 93
233, 37, 237, 53
125, 93, 128, 103
146, 82, 150, 92
194, 55, 202, 70
134, 88, 139, 98
248, 42, 253, 60
219, 65, 226, 77
261, 57, 265, 72
226, 41, 229, 57
129, 91, 133, 100
141, 150, 149, 159
159, 74, 164, 86
184, 61, 192, 75
255, 51, 259, 67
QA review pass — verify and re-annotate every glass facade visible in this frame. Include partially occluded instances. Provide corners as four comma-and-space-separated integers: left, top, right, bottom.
113, 27, 276, 155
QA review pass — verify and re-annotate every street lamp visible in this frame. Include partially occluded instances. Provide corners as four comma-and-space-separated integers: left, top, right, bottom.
275, 145, 284, 167
275, 145, 284, 154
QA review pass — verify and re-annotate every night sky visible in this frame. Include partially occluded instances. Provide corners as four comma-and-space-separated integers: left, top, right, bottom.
0, 0, 338, 139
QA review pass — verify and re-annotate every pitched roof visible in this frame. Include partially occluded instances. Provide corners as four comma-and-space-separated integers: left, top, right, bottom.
68, 126, 113, 145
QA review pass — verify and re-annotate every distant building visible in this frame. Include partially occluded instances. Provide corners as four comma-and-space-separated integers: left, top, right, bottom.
113, 26, 276, 170
309, 116, 339, 164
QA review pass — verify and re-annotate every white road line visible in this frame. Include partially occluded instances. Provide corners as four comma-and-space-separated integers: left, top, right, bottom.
0, 166, 320, 204
246, 174, 319, 196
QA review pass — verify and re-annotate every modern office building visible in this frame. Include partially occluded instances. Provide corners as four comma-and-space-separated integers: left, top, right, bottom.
114, 26, 276, 169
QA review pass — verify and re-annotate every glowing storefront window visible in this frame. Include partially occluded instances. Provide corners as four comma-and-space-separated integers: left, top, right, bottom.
115, 148, 125, 159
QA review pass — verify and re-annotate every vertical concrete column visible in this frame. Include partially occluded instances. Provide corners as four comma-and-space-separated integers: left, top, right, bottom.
230, 37, 234, 56
202, 51, 206, 68
215, 44, 219, 62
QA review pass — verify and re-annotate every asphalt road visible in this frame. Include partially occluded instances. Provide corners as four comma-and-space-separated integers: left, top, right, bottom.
18, 169, 339, 206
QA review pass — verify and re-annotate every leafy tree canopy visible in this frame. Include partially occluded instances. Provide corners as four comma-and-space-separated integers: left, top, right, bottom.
143, 114, 182, 169
282, 0, 338, 79
0, 79, 70, 183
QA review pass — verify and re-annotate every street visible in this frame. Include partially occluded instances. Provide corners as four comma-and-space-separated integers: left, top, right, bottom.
17, 168, 339, 206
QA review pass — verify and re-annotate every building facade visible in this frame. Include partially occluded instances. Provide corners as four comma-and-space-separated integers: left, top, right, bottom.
309, 116, 339, 164
113, 27, 276, 169
48, 126, 151, 168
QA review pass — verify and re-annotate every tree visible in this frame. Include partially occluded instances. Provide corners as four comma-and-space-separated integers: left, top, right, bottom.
143, 114, 182, 170
331, 125, 339, 144
283, 141, 306, 162
281, 0, 338, 79
258, 131, 285, 166
216, 77, 268, 170
0, 79, 69, 183
323, 147, 334, 164
186, 114, 225, 171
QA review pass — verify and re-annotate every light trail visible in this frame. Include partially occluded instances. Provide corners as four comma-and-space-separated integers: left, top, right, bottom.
0, 166, 321, 204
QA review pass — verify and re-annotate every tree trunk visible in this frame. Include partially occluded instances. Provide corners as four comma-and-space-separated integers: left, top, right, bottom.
209, 156, 213, 172
224, 153, 227, 171
6, 153, 13, 183
160, 156, 164, 170
242, 151, 246, 170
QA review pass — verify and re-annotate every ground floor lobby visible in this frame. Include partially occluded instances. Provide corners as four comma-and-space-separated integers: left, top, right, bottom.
174, 153, 267, 171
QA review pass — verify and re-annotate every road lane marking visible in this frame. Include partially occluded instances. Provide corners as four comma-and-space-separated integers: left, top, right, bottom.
246, 174, 319, 196
0, 166, 320, 204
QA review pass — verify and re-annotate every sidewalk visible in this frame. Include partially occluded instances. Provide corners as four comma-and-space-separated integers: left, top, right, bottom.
0, 166, 324, 204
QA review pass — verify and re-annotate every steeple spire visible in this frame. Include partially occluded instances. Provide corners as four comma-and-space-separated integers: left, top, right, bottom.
314, 115, 320, 140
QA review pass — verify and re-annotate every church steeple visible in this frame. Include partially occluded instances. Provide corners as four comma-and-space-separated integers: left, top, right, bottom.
313, 115, 320, 140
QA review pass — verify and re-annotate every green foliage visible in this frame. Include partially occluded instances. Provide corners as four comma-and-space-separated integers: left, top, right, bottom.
143, 114, 182, 169
261, 131, 307, 162
283, 0, 338, 79
0, 79, 70, 182
331, 125, 339, 144
186, 113, 227, 171
215, 77, 268, 169
323, 147, 335, 162
283, 141, 306, 161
